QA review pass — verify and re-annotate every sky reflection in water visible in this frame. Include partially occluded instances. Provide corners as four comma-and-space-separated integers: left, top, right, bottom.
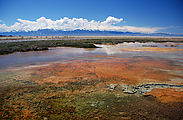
0, 42, 183, 70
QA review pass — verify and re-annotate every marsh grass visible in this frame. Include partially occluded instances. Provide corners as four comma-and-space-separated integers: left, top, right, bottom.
1, 38, 183, 55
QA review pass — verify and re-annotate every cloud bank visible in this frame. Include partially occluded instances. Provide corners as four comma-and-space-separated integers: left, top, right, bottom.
0, 16, 163, 33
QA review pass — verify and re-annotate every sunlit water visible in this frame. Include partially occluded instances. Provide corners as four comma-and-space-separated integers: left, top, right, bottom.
0, 42, 183, 70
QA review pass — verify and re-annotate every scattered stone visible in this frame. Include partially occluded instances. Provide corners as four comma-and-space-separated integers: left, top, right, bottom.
121, 85, 137, 94
108, 84, 118, 91
120, 84, 183, 95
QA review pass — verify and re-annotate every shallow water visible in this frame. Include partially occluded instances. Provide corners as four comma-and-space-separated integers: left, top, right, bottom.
0, 42, 183, 70
0, 42, 183, 87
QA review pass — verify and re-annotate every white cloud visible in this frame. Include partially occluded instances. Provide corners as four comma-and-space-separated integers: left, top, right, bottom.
0, 16, 164, 33
101, 16, 123, 24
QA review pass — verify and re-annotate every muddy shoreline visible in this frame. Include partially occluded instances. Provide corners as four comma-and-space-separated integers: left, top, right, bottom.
1, 37, 183, 55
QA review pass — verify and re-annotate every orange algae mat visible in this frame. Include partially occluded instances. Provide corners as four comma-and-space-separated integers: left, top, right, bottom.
29, 57, 183, 103
146, 88, 183, 103
31, 57, 182, 85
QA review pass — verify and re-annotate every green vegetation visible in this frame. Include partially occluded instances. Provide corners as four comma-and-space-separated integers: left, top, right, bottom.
0, 40, 98, 55
1, 81, 183, 120
1, 38, 183, 55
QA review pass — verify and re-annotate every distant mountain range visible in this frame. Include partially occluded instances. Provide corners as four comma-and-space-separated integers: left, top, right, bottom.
0, 29, 182, 37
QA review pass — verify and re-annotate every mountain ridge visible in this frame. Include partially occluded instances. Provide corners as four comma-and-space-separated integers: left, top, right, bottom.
0, 29, 182, 37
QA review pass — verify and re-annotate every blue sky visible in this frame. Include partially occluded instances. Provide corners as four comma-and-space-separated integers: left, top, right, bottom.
0, 0, 183, 33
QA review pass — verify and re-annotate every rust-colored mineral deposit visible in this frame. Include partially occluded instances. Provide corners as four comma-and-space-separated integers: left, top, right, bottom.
146, 88, 183, 103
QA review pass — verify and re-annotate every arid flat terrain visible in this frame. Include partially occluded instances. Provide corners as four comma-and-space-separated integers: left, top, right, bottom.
1, 36, 183, 41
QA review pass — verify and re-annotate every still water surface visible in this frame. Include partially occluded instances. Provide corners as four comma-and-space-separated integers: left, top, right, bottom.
0, 42, 183, 70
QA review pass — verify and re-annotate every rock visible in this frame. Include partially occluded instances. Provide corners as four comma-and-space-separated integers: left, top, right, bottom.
121, 85, 137, 94
108, 84, 118, 91
121, 83, 183, 95
136, 87, 153, 94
